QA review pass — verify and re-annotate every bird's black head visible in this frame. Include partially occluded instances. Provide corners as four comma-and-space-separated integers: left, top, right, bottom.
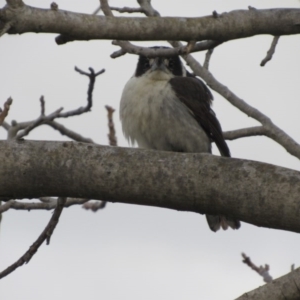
135, 47, 185, 78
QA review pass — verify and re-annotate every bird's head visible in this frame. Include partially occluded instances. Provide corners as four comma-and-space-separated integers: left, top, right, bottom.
135, 47, 186, 80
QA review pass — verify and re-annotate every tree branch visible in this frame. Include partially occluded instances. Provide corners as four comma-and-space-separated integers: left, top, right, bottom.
0, 97, 13, 126
260, 36, 280, 67
223, 126, 266, 140
1, 5, 300, 43
1, 140, 300, 233
235, 267, 300, 300
242, 253, 273, 283
0, 198, 89, 213
0, 197, 67, 280
182, 54, 300, 160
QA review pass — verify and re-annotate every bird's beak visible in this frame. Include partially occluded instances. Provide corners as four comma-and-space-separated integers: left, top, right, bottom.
151, 57, 167, 72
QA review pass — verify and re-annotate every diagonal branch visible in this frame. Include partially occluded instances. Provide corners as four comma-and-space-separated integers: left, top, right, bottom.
0, 197, 67, 280
183, 54, 300, 160
242, 253, 273, 283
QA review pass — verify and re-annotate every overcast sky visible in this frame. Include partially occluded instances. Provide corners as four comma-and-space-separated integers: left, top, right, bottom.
1, 0, 300, 299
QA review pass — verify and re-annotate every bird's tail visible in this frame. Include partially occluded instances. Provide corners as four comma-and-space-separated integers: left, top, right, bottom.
206, 214, 241, 232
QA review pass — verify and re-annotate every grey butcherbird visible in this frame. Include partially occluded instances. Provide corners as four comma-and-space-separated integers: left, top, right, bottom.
120, 48, 240, 232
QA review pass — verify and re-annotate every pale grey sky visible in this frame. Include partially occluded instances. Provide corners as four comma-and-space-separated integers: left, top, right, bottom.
1, 1, 300, 299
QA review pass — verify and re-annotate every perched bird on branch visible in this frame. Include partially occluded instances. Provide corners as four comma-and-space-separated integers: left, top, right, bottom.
120, 47, 240, 232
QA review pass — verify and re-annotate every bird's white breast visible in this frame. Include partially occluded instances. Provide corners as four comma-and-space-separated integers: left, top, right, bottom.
120, 74, 211, 153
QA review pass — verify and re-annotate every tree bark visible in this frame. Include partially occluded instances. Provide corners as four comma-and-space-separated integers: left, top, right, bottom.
1, 5, 300, 42
1, 140, 300, 233
235, 267, 300, 300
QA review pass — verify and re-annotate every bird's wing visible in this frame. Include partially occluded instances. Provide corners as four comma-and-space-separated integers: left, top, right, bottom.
169, 76, 230, 157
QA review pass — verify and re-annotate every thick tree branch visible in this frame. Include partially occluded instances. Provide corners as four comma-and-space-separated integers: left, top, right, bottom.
1, 140, 300, 233
235, 267, 300, 300
0, 5, 300, 43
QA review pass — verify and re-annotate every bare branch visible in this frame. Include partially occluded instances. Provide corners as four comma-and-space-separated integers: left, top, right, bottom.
260, 36, 280, 66
0, 198, 89, 213
105, 105, 117, 146
110, 6, 144, 14
2, 141, 300, 233
137, 0, 160, 16
40, 95, 45, 115
0, 197, 67, 280
58, 67, 104, 118
12, 67, 104, 140
235, 267, 300, 300
111, 40, 221, 58
1, 4, 299, 43
44, 121, 94, 143
99, 0, 114, 17
16, 107, 63, 139
0, 97, 13, 126
203, 48, 214, 70
182, 53, 300, 160
223, 126, 266, 140
242, 253, 273, 283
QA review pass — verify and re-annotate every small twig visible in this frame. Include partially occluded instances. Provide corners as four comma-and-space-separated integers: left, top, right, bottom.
14, 67, 104, 139
82, 201, 107, 212
0, 197, 67, 280
16, 107, 64, 139
93, 5, 101, 15
0, 97, 13, 126
100, 0, 114, 17
223, 126, 266, 140
184, 41, 196, 54
0, 198, 89, 213
203, 49, 214, 70
105, 105, 117, 146
111, 40, 221, 59
110, 6, 144, 14
242, 253, 273, 283
40, 96, 45, 115
44, 121, 94, 143
260, 36, 280, 66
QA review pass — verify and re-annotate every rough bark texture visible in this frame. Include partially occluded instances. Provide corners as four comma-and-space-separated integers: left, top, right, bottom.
1, 140, 300, 233
236, 267, 300, 300
0, 5, 300, 42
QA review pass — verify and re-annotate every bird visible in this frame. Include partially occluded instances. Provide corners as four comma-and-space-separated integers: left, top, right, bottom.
119, 47, 240, 232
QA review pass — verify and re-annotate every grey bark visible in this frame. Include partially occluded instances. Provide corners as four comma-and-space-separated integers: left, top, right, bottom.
0, 4, 300, 42
235, 267, 300, 300
1, 140, 300, 233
